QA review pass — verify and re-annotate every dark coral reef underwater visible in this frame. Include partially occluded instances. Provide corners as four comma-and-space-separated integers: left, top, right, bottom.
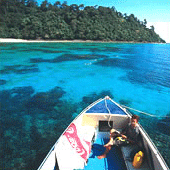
0, 86, 170, 169
0, 86, 112, 170
1, 86, 69, 169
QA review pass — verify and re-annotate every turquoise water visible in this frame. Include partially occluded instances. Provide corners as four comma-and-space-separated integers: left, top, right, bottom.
1, 42, 170, 169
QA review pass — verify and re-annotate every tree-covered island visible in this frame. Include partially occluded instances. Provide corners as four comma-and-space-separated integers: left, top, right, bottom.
0, 0, 166, 43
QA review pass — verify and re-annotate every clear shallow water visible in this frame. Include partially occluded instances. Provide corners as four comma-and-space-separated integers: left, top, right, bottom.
1, 42, 170, 169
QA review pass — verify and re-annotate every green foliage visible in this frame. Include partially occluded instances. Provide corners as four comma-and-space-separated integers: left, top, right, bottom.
0, 0, 166, 43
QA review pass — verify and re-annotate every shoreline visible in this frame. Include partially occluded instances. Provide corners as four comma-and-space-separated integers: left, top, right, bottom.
0, 38, 84, 43
0, 38, 165, 44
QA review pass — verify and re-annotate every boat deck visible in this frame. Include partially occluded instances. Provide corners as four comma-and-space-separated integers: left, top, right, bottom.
84, 138, 127, 170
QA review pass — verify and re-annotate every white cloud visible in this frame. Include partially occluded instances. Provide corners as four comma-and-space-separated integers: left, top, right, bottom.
147, 22, 170, 43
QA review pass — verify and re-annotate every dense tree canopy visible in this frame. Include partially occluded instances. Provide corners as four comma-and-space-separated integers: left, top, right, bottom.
0, 0, 166, 43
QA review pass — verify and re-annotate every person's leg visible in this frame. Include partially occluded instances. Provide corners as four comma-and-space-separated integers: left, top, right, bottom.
104, 137, 114, 147
97, 145, 112, 159
97, 137, 117, 159
97, 131, 120, 159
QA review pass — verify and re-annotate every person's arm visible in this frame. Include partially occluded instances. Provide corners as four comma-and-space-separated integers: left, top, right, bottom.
120, 133, 136, 144
120, 124, 129, 139
126, 138, 136, 144
126, 126, 140, 144
121, 134, 127, 139
121, 124, 139, 144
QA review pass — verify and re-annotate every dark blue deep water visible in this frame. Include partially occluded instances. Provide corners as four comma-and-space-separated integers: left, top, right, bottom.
0, 42, 170, 169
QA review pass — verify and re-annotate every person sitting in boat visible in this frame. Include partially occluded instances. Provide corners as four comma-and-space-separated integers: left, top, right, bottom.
98, 115, 140, 159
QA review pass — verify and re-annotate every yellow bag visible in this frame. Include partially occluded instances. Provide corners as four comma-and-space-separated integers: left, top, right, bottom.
132, 151, 144, 168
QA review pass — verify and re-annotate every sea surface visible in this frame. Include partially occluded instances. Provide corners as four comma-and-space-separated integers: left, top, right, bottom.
0, 42, 170, 169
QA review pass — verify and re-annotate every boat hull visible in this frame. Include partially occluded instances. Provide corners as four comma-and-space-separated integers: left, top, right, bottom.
38, 96, 169, 170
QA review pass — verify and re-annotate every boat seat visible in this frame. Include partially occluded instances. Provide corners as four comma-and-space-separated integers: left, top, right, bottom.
121, 133, 151, 170
121, 145, 150, 170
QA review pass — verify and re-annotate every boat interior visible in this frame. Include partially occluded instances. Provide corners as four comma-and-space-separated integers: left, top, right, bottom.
81, 113, 128, 170
38, 98, 168, 170
79, 113, 164, 170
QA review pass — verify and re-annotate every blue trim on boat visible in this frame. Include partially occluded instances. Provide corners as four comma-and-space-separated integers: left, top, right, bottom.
85, 99, 127, 115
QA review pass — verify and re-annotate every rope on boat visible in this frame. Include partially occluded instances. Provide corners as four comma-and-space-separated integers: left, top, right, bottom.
120, 104, 170, 118
104, 97, 113, 128
105, 98, 111, 114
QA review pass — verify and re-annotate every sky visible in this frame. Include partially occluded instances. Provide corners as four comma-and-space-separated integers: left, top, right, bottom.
37, 0, 170, 43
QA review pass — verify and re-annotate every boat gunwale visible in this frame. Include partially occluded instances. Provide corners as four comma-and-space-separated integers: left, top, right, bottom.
138, 124, 169, 170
